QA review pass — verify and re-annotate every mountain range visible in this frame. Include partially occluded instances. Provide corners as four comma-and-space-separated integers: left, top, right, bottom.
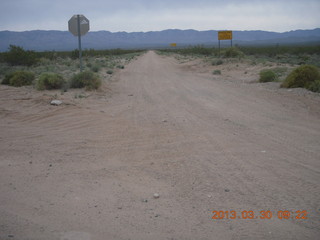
0, 28, 320, 52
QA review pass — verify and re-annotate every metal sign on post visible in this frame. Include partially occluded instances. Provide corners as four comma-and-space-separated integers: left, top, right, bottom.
170, 43, 177, 47
218, 31, 233, 57
218, 31, 233, 41
68, 14, 90, 71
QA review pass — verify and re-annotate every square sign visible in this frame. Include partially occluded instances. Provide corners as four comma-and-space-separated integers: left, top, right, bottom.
68, 15, 90, 36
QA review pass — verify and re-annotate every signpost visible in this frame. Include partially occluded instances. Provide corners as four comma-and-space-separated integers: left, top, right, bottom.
68, 14, 90, 71
218, 31, 233, 57
170, 43, 177, 47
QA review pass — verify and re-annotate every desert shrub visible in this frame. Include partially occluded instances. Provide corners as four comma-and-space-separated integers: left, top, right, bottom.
212, 70, 221, 75
190, 46, 214, 56
70, 71, 101, 90
281, 65, 320, 89
223, 47, 244, 58
36, 72, 65, 90
117, 65, 125, 69
3, 45, 38, 66
239, 45, 320, 57
0, 53, 4, 63
259, 70, 277, 83
212, 59, 223, 65
107, 70, 113, 74
1, 72, 15, 85
272, 67, 288, 78
70, 49, 79, 60
4, 71, 35, 87
159, 46, 217, 56
91, 64, 101, 72
307, 79, 320, 93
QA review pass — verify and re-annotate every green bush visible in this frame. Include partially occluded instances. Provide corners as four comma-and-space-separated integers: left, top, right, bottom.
281, 65, 320, 89
212, 70, 221, 75
91, 64, 100, 72
106, 70, 113, 74
212, 59, 223, 65
4, 71, 35, 87
223, 47, 244, 58
71, 49, 79, 60
307, 79, 320, 93
259, 70, 277, 83
36, 73, 65, 90
272, 67, 288, 78
4, 45, 38, 66
70, 71, 101, 90
117, 65, 125, 69
1, 72, 15, 85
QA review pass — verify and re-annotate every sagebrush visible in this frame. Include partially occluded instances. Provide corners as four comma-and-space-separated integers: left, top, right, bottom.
1, 71, 35, 87
223, 47, 244, 58
308, 80, 320, 93
259, 70, 277, 83
281, 65, 320, 89
36, 73, 66, 90
70, 71, 101, 90
3, 45, 38, 66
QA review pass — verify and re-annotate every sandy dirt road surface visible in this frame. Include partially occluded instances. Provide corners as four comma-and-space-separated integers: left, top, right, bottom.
1, 51, 320, 240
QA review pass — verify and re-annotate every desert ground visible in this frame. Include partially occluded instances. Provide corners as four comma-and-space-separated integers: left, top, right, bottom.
0, 51, 320, 240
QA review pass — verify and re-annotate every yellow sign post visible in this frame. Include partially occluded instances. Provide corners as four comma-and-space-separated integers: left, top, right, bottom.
218, 31, 233, 57
170, 43, 177, 47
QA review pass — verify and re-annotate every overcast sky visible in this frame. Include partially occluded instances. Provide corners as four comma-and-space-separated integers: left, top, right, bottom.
1, 0, 319, 32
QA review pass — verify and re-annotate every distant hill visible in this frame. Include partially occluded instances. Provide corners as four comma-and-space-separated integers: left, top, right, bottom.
0, 28, 319, 51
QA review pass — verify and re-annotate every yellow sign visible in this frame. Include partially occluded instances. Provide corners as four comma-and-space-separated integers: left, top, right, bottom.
218, 31, 233, 40
170, 43, 177, 47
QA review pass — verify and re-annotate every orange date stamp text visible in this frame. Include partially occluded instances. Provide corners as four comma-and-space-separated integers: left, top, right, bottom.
211, 210, 308, 220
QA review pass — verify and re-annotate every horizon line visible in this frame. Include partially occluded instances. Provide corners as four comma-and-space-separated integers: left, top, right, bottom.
1, 27, 319, 34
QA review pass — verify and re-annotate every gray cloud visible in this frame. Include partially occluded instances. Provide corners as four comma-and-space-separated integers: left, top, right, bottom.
1, 0, 319, 32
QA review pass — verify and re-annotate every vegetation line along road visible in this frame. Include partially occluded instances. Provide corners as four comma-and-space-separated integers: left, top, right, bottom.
1, 44, 320, 93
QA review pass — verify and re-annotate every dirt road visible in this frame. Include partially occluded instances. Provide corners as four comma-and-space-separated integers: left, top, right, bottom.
1, 51, 320, 240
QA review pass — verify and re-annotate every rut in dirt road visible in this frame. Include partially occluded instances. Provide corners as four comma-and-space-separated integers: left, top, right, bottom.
0, 51, 319, 240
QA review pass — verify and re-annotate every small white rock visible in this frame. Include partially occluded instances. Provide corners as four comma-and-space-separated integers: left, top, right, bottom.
153, 193, 160, 199
50, 100, 62, 106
